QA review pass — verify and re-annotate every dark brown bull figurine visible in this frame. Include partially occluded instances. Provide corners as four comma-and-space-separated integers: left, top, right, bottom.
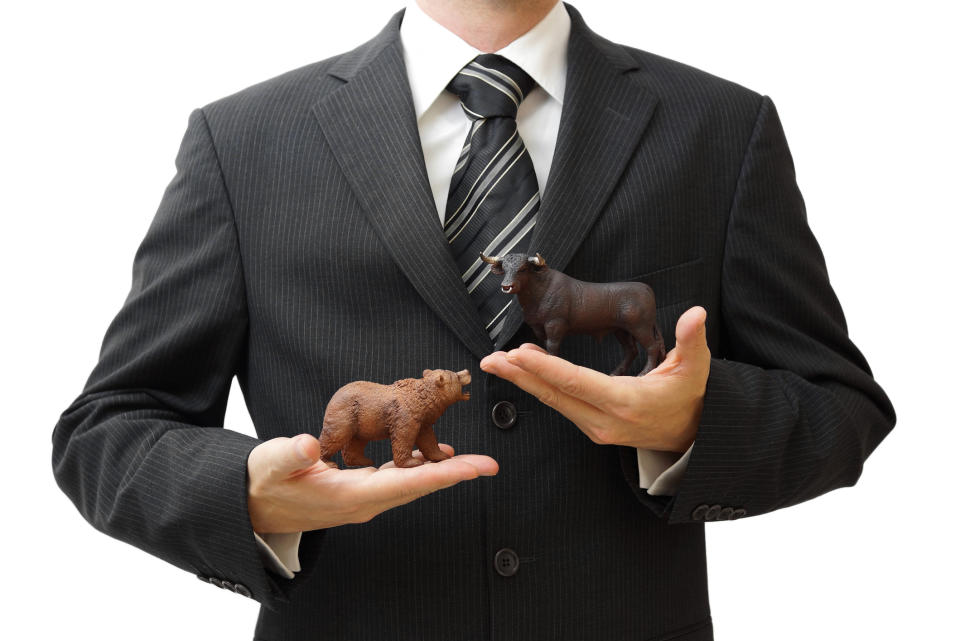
482, 252, 665, 376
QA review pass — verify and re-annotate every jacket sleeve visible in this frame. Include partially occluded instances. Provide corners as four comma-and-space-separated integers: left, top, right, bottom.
51, 107, 319, 609
622, 95, 896, 523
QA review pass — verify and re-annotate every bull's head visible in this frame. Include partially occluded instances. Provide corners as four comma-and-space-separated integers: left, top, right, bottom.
479, 252, 548, 294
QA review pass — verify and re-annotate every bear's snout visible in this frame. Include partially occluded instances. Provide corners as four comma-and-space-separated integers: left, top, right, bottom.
456, 369, 471, 400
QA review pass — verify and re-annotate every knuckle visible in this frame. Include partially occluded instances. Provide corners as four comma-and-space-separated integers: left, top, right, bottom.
536, 388, 560, 407
247, 480, 271, 506
265, 460, 286, 479
560, 367, 584, 396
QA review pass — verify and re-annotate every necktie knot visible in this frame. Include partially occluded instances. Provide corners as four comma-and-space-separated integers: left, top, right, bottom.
446, 54, 536, 120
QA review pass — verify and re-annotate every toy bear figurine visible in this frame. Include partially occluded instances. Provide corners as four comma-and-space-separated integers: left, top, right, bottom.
319, 369, 471, 468
481, 252, 666, 376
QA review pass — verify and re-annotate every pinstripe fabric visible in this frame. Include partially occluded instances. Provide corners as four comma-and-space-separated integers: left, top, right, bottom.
51, 4, 894, 641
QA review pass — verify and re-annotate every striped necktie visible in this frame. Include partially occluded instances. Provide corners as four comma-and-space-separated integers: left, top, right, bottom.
443, 54, 540, 344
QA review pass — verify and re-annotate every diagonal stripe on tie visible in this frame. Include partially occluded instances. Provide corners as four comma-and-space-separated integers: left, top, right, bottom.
444, 54, 541, 342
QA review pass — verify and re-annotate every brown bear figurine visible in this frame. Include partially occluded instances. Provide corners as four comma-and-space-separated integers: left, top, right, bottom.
318, 369, 472, 468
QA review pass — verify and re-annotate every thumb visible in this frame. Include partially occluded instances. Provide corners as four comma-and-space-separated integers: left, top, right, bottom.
258, 434, 323, 479
674, 306, 709, 363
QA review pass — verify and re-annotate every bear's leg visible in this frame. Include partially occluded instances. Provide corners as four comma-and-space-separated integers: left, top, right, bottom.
416, 426, 451, 462
318, 423, 351, 469
342, 437, 375, 468
390, 422, 423, 468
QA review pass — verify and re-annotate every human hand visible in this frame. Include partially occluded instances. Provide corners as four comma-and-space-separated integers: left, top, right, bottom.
247, 435, 498, 533
480, 306, 710, 453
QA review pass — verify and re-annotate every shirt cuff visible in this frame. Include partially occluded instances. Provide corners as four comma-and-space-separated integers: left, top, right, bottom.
636, 441, 694, 496
253, 531, 303, 579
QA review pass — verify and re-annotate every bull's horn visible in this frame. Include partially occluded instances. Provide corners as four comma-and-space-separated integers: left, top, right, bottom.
529, 253, 547, 267
480, 253, 500, 265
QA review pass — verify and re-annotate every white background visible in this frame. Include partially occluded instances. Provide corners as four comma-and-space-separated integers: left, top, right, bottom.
3, 1, 957, 639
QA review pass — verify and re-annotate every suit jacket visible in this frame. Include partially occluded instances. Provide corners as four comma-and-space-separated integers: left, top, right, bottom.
51, 4, 896, 640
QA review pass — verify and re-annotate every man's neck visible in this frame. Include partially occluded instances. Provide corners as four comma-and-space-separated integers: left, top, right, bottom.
415, 0, 559, 52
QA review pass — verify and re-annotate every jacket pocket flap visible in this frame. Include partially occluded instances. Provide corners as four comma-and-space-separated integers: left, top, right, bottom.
625, 257, 703, 308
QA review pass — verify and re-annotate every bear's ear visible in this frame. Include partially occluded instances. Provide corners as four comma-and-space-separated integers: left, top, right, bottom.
434, 371, 446, 387
423, 369, 432, 378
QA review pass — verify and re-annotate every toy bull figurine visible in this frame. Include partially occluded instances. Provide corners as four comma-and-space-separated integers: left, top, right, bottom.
319, 369, 471, 468
481, 252, 666, 376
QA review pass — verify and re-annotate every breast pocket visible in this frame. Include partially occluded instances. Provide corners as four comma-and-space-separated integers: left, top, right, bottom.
625, 257, 704, 351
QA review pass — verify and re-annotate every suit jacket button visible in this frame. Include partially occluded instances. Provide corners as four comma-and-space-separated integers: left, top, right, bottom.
494, 548, 520, 577
704, 505, 722, 521
716, 507, 734, 520
208, 577, 223, 588
221, 580, 235, 591
691, 504, 710, 520
491, 401, 517, 429
234, 583, 252, 598
196, 574, 209, 583
731, 508, 747, 519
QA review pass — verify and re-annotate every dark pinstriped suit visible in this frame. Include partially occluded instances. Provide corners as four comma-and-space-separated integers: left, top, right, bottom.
51, 4, 895, 640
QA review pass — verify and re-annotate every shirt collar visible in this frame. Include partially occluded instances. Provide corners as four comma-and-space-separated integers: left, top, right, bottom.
400, 1, 570, 120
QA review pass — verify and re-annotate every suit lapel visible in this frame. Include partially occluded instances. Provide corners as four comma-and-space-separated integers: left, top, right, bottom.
310, 6, 661, 358
311, 11, 495, 361
494, 4, 661, 350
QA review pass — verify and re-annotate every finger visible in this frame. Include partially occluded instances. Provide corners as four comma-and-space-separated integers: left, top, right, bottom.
379, 449, 495, 477
377, 444, 457, 470
445, 453, 499, 476
438, 443, 455, 457
517, 342, 547, 353
256, 434, 323, 480
501, 346, 630, 409
378, 449, 428, 470
366, 455, 499, 505
480, 352, 618, 432
674, 306, 710, 364
295, 433, 323, 462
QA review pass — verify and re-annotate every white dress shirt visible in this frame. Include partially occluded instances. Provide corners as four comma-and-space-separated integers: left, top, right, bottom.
253, 0, 693, 579
405, 0, 567, 217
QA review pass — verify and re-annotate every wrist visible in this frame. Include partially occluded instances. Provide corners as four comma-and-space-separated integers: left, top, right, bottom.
670, 395, 702, 452
628, 394, 702, 453
247, 479, 274, 534
246, 465, 288, 534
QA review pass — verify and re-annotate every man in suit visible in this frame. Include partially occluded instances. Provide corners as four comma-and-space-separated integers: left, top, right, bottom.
52, 1, 896, 640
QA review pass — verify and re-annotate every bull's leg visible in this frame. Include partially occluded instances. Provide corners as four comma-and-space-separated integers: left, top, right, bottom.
318, 423, 353, 469
342, 437, 375, 467
543, 319, 568, 356
390, 421, 424, 468
531, 324, 547, 345
633, 325, 663, 376
415, 426, 450, 462
611, 329, 638, 376
645, 323, 667, 375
